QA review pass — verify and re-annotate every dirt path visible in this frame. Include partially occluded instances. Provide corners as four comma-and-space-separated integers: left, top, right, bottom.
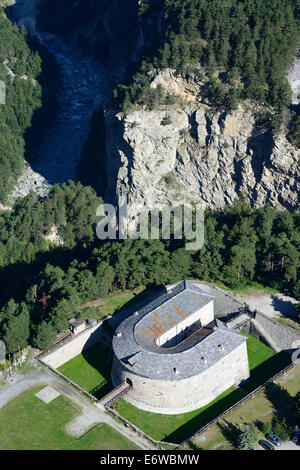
238, 290, 298, 320
0, 369, 157, 450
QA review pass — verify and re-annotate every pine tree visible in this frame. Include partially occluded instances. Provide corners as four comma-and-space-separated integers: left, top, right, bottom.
237, 424, 256, 450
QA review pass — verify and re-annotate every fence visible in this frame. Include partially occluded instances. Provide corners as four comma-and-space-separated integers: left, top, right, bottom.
37, 355, 98, 402
106, 402, 177, 450
176, 357, 300, 449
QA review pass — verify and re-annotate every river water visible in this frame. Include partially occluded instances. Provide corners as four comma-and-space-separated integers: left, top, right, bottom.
6, 0, 300, 204
8, 0, 110, 201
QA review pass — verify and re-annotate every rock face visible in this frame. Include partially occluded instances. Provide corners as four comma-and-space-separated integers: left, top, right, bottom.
105, 70, 300, 216
8, 167, 51, 206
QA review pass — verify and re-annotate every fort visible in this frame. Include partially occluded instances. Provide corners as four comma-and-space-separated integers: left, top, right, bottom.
112, 281, 250, 414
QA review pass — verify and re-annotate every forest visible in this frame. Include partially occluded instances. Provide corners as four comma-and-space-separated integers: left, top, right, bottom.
115, 0, 299, 126
0, 191, 299, 352
0, 3, 299, 354
0, 9, 42, 202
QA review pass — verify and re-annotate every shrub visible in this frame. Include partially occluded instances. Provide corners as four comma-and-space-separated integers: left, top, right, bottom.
272, 414, 293, 441
161, 116, 172, 126
237, 424, 257, 450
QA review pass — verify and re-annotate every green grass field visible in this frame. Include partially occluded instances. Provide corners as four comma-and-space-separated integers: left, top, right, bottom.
83, 287, 149, 320
188, 362, 300, 450
242, 332, 291, 392
0, 386, 140, 450
58, 344, 113, 399
117, 386, 244, 443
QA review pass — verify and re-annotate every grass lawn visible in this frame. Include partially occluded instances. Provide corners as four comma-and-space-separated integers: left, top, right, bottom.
0, 386, 140, 450
212, 280, 279, 296
82, 287, 148, 320
188, 362, 300, 450
58, 344, 113, 399
117, 386, 244, 443
242, 333, 291, 392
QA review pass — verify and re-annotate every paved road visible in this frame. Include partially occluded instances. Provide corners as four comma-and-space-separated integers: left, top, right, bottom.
255, 441, 300, 451
0, 369, 157, 450
279, 441, 300, 450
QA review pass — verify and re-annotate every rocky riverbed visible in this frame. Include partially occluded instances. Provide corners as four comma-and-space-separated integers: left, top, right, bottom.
8, 0, 110, 203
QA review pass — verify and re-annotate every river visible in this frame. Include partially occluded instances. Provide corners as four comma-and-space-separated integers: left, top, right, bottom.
7, 0, 110, 202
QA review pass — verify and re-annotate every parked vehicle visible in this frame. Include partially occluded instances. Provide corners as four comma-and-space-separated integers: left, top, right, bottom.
291, 431, 300, 445
266, 433, 281, 447
259, 440, 275, 450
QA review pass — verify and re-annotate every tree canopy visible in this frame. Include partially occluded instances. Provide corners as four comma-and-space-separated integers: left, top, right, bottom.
0, 10, 42, 202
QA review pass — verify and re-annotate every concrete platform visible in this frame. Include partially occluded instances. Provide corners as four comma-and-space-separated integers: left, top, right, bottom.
35, 386, 61, 404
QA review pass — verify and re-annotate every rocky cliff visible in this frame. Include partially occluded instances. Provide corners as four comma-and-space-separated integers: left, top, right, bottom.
105, 69, 300, 216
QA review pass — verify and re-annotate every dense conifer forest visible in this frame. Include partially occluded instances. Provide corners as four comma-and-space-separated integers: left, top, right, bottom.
0, 193, 299, 351
115, 0, 299, 121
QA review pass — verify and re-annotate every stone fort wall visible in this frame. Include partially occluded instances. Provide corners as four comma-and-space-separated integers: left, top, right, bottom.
111, 341, 249, 414
254, 310, 300, 351
43, 321, 104, 369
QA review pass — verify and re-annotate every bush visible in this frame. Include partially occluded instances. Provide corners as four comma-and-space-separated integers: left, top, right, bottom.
161, 116, 172, 126
33, 322, 56, 351
261, 421, 273, 434
237, 424, 257, 450
272, 414, 293, 441
165, 94, 176, 105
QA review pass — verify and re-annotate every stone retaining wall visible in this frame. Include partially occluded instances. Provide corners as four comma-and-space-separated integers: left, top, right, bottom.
253, 310, 300, 351
42, 321, 104, 369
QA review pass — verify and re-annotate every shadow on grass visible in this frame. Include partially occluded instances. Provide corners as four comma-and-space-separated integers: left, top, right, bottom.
242, 351, 291, 393
264, 382, 296, 422
112, 287, 162, 315
81, 344, 113, 400
187, 440, 203, 450
163, 388, 244, 444
217, 420, 241, 448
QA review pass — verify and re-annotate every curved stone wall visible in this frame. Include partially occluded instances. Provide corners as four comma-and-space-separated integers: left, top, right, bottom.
111, 342, 249, 414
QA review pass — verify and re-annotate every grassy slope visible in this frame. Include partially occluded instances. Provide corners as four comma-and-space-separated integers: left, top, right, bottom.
83, 287, 148, 320
0, 386, 140, 450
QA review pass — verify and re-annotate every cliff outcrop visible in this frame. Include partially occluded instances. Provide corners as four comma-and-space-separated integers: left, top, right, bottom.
105, 69, 300, 215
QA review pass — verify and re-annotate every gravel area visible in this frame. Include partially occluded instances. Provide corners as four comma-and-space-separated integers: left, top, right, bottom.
240, 291, 298, 319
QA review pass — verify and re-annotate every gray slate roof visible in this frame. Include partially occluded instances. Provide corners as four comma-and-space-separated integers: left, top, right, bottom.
112, 281, 247, 380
